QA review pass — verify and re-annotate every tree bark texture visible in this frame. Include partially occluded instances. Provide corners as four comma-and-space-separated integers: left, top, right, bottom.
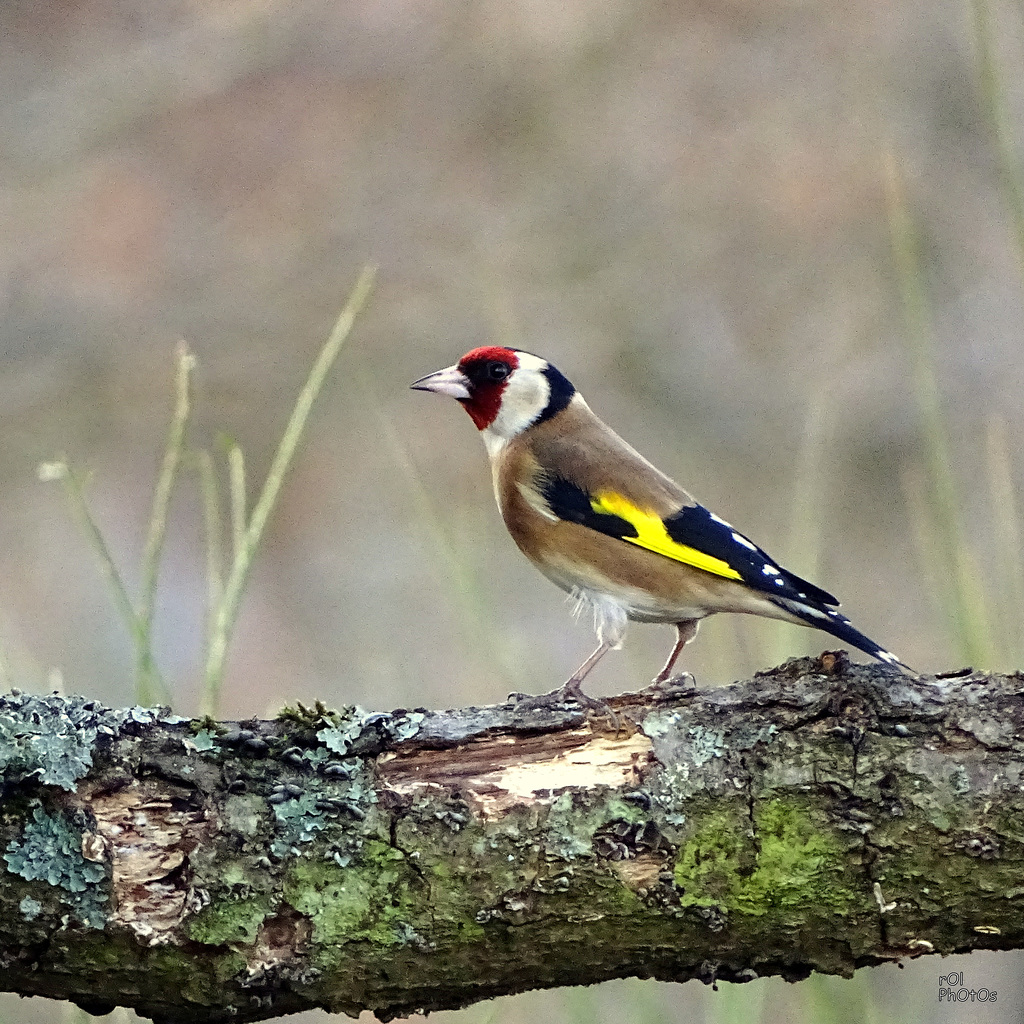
1, 653, 1022, 1022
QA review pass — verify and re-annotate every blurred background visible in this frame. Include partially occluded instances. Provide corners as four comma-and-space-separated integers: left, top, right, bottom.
2, 0, 1024, 1021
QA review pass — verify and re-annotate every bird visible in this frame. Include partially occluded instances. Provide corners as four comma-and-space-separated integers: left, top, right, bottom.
411, 346, 909, 709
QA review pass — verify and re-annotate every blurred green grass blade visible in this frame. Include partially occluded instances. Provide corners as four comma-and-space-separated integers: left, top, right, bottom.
466, 1000, 503, 1024
48, 463, 139, 634
884, 153, 994, 667
802, 974, 881, 1024
630, 980, 685, 1024
985, 415, 1024, 667
901, 466, 951, 634
771, 385, 832, 665
192, 449, 225, 661
136, 342, 194, 705
38, 462, 169, 703
202, 265, 376, 713
559, 987, 603, 1024
0, 640, 11, 690
969, 0, 1024, 278
955, 546, 996, 664
228, 443, 246, 560
883, 155, 949, 508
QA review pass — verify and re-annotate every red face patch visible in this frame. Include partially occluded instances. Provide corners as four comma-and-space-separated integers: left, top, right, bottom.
455, 347, 520, 430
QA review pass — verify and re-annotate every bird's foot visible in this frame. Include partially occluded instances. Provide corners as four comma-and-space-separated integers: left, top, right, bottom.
641, 671, 697, 700
510, 679, 620, 732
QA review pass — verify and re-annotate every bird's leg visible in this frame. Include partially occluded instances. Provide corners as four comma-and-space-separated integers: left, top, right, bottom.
511, 640, 618, 726
653, 620, 698, 683
644, 620, 700, 697
554, 640, 615, 706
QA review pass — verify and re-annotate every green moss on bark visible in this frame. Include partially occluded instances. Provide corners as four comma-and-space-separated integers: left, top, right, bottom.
188, 895, 276, 946
284, 841, 417, 946
674, 799, 858, 917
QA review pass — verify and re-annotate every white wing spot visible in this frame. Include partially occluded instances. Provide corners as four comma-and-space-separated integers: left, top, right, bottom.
800, 606, 829, 620
798, 592, 807, 599
731, 532, 758, 551
710, 512, 732, 526
774, 579, 785, 586
762, 564, 779, 576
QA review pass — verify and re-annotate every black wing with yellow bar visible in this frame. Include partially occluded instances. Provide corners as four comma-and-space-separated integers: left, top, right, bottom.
539, 476, 910, 670
540, 477, 837, 605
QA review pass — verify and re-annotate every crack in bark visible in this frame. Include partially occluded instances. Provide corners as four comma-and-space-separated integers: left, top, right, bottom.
739, 755, 760, 861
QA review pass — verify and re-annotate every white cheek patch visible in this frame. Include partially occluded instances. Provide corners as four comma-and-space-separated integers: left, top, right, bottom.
486, 358, 552, 440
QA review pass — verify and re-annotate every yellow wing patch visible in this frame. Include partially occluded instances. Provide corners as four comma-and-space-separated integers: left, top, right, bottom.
590, 491, 743, 581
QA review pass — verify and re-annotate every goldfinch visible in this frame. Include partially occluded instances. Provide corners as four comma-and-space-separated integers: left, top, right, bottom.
412, 346, 908, 706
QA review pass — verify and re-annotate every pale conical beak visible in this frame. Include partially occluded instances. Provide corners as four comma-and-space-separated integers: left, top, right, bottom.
410, 365, 471, 400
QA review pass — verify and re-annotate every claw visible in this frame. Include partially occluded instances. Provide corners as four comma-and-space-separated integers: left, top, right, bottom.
643, 671, 697, 700
513, 679, 621, 733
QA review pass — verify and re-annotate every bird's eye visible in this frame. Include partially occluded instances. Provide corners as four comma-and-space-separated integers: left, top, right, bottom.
486, 361, 511, 381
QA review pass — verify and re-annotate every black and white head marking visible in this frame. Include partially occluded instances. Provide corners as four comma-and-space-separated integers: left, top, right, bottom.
481, 351, 576, 454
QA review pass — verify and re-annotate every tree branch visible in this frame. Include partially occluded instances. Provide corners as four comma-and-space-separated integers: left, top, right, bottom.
1, 653, 1022, 1022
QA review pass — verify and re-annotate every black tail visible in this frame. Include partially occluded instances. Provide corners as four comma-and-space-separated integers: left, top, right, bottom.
771, 596, 913, 673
